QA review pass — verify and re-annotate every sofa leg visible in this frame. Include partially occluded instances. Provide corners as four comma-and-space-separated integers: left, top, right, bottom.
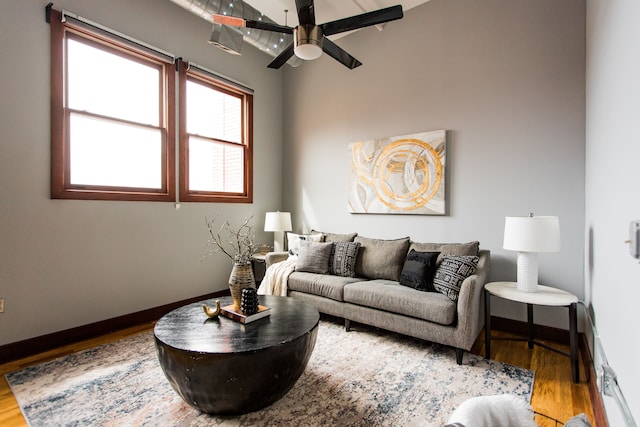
455, 348, 464, 365
345, 319, 351, 332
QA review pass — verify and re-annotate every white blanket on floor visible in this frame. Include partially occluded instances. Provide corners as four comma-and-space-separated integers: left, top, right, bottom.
446, 394, 537, 427
257, 256, 297, 296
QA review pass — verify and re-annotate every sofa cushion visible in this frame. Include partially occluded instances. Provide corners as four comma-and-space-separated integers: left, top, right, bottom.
354, 236, 410, 281
433, 255, 479, 301
399, 250, 440, 291
296, 241, 333, 274
312, 230, 358, 243
329, 241, 361, 277
288, 271, 361, 302
344, 280, 457, 325
410, 241, 479, 264
287, 232, 323, 255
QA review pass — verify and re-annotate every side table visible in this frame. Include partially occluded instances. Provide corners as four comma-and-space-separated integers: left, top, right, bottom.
484, 281, 579, 383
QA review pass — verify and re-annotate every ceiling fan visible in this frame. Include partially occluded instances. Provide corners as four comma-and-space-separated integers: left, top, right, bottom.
213, 0, 403, 69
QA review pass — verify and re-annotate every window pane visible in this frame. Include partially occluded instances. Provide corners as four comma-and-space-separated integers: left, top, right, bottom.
67, 38, 160, 126
189, 136, 244, 192
186, 80, 241, 143
69, 113, 162, 189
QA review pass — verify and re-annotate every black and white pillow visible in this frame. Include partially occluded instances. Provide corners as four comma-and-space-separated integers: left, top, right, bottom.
296, 241, 334, 274
399, 250, 440, 291
433, 256, 479, 301
329, 242, 361, 277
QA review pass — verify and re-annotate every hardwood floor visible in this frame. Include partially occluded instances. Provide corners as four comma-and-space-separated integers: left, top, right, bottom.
470, 330, 595, 426
0, 323, 595, 426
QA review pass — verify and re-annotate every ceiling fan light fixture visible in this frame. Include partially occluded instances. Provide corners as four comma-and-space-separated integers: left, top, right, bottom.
294, 25, 323, 60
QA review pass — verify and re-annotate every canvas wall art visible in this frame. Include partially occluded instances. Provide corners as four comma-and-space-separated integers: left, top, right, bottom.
349, 129, 446, 215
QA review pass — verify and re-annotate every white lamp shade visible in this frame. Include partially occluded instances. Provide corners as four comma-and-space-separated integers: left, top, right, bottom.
503, 216, 561, 253
264, 212, 292, 232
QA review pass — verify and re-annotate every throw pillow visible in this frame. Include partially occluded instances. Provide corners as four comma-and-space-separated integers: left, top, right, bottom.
329, 241, 361, 277
433, 255, 479, 301
354, 236, 410, 281
410, 241, 479, 264
439, 241, 479, 257
399, 250, 440, 291
565, 414, 592, 427
311, 230, 358, 243
287, 232, 323, 256
296, 241, 333, 274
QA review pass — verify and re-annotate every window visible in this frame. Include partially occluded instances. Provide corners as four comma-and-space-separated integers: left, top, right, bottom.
50, 9, 175, 201
178, 63, 253, 203
49, 8, 253, 203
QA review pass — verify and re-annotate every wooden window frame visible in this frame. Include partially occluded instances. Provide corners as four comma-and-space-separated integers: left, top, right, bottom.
178, 61, 253, 203
50, 9, 176, 201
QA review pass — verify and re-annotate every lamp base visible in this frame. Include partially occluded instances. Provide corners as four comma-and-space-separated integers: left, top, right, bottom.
273, 231, 285, 253
516, 252, 539, 292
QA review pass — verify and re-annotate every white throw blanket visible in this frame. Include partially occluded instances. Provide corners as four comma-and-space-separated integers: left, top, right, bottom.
257, 256, 297, 296
446, 394, 537, 427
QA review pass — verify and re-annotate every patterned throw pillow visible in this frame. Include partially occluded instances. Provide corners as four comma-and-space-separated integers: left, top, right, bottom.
329, 242, 361, 277
287, 232, 323, 256
433, 256, 479, 301
399, 250, 440, 291
296, 241, 334, 274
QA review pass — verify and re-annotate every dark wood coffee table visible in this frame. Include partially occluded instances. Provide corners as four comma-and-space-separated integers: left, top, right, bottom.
154, 295, 319, 415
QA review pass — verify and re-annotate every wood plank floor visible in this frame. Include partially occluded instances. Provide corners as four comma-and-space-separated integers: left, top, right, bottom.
0, 323, 594, 426
470, 330, 595, 426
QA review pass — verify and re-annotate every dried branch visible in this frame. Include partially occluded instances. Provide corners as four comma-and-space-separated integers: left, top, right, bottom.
202, 214, 257, 265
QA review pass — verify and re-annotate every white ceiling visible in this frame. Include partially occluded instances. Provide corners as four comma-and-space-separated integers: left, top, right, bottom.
243, 0, 430, 28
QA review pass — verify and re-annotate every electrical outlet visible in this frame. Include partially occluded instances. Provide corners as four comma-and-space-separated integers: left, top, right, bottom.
0, 298, 4, 313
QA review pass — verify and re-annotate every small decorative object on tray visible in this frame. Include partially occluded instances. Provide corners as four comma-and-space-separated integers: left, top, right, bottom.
241, 288, 259, 315
202, 300, 221, 318
220, 303, 271, 324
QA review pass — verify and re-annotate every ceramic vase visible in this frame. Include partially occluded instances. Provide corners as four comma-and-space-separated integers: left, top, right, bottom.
228, 262, 256, 310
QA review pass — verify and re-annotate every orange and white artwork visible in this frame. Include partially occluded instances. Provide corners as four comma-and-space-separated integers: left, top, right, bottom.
349, 129, 446, 215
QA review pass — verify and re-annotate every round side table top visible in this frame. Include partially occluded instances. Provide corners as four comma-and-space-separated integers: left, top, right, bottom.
485, 281, 578, 307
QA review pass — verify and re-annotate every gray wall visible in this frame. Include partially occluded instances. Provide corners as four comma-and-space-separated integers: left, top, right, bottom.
0, 0, 284, 345
586, 0, 640, 423
282, 0, 586, 327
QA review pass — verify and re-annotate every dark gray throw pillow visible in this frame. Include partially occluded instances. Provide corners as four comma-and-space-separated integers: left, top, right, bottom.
399, 250, 440, 291
433, 255, 479, 301
329, 241, 361, 277
296, 241, 333, 274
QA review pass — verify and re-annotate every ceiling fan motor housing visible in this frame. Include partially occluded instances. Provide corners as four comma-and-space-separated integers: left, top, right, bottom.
294, 25, 323, 60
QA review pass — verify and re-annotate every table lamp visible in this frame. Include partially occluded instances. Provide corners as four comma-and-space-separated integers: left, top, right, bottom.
503, 214, 561, 292
264, 211, 292, 252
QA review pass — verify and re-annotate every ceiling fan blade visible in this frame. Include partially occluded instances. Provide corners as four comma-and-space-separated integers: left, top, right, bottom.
322, 38, 362, 69
321, 5, 403, 37
212, 14, 293, 34
267, 43, 295, 69
295, 0, 316, 25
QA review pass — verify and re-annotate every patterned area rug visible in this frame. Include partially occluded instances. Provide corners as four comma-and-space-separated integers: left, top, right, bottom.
7, 318, 533, 426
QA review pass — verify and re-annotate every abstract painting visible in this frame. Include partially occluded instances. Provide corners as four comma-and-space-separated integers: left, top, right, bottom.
349, 129, 446, 215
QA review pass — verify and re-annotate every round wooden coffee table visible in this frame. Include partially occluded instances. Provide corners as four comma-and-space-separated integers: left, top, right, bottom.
154, 295, 319, 415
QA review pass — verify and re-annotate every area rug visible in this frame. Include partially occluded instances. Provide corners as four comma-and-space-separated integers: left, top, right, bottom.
6, 319, 533, 426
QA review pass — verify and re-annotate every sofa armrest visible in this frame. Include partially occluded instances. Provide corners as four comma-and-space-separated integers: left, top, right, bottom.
265, 251, 289, 269
454, 250, 490, 350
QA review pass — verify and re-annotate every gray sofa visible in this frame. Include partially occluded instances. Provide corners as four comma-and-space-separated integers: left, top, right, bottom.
264, 232, 490, 365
